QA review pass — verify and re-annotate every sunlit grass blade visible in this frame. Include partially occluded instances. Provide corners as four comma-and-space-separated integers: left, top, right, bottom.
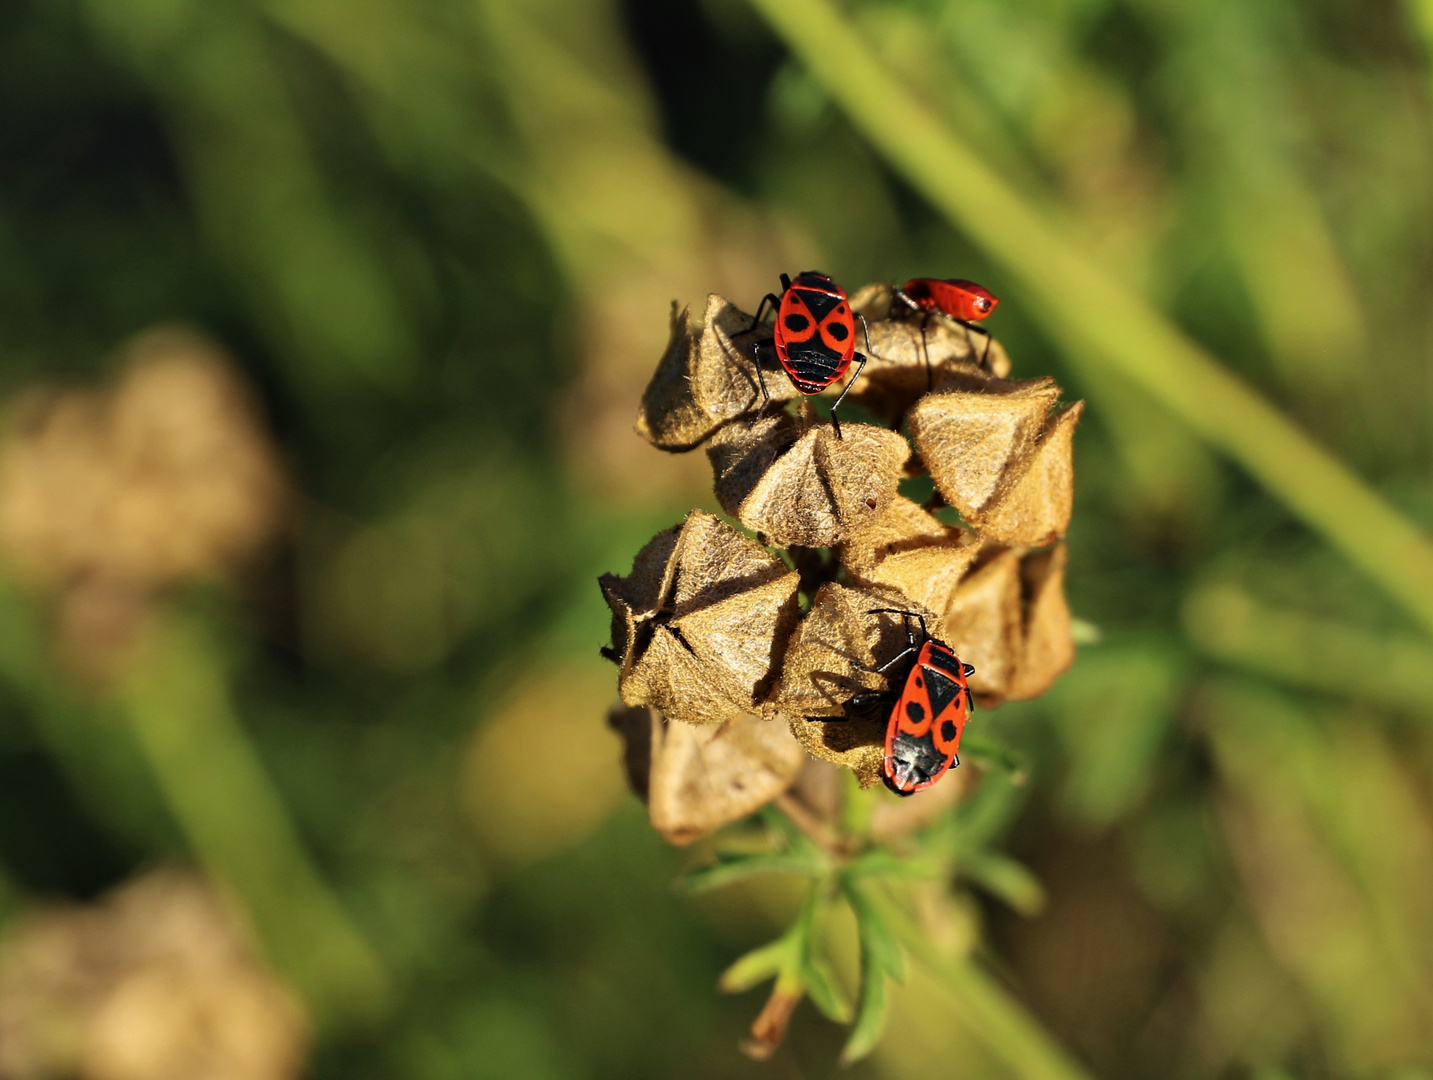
746, 0, 1433, 640
1184, 581, 1433, 716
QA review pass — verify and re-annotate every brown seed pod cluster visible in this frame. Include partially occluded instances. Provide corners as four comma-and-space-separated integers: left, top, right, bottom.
602, 282, 1080, 838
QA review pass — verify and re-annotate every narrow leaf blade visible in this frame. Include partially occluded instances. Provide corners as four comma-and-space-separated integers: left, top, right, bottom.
719, 936, 793, 994
678, 852, 821, 894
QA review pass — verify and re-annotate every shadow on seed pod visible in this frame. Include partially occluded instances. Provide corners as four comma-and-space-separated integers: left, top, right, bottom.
910, 380, 1083, 548
1007, 544, 1075, 700
940, 547, 1025, 703
767, 582, 945, 788
706, 411, 911, 548
636, 295, 801, 452
608, 704, 806, 844
599, 510, 800, 726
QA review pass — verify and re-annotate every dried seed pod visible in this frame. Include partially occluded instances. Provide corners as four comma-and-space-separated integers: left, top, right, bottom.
840, 496, 980, 614
768, 582, 943, 787
707, 414, 910, 548
600, 510, 800, 726
908, 377, 1060, 517
971, 402, 1084, 547
636, 295, 799, 451
941, 548, 1024, 703
608, 705, 806, 845
910, 381, 1082, 546
1007, 544, 1075, 700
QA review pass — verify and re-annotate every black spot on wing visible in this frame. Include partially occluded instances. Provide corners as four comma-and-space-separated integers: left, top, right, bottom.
825, 319, 849, 341
905, 699, 925, 723
784, 312, 810, 333
940, 719, 958, 743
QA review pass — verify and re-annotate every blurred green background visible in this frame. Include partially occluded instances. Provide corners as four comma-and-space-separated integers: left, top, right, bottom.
1, 0, 1433, 1077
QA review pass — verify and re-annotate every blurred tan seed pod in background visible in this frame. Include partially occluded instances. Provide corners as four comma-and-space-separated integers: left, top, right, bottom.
0, 867, 309, 1080
0, 327, 288, 679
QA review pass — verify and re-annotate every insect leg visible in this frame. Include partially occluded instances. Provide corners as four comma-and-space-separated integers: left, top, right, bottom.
958, 319, 993, 368
920, 313, 936, 390
742, 292, 782, 337
845, 691, 898, 718
875, 644, 917, 674
751, 340, 772, 403
826, 350, 867, 442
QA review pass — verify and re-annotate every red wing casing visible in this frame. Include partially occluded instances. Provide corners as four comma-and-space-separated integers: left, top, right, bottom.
900, 278, 999, 322
882, 640, 972, 795
774, 277, 856, 394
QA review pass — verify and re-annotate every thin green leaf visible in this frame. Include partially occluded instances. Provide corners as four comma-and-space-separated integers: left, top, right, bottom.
719, 935, 794, 993
847, 847, 943, 880
837, 876, 909, 1063
802, 951, 853, 1023
961, 851, 1047, 916
839, 952, 889, 1065
677, 852, 823, 894
846, 879, 905, 984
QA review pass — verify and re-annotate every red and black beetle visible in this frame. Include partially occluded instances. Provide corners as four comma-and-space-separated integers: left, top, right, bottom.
733, 271, 873, 440
844, 608, 976, 796
891, 278, 1000, 381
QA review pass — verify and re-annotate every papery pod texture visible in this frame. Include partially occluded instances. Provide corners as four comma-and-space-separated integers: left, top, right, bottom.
607, 704, 805, 845
599, 510, 800, 726
605, 281, 1081, 792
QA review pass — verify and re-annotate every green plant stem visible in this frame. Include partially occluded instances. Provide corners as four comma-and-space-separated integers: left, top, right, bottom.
882, 902, 1097, 1080
747, 0, 1433, 638
118, 612, 389, 1028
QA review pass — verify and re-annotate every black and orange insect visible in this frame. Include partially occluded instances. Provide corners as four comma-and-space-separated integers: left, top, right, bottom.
733, 271, 873, 440
846, 608, 976, 796
891, 278, 1000, 381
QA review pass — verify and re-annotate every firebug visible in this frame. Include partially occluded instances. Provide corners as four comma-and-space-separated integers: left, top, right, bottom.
891, 278, 1000, 381
732, 271, 873, 440
845, 608, 976, 796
